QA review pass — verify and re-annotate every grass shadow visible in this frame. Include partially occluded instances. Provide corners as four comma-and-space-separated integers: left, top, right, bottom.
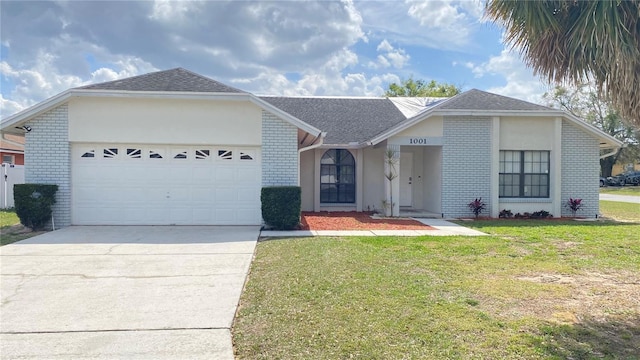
457, 219, 640, 230
535, 316, 640, 359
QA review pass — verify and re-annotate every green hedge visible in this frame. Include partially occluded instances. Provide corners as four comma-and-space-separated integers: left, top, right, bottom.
261, 186, 301, 230
14, 184, 58, 230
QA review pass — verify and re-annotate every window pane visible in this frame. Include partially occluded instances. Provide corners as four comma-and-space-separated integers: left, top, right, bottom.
320, 149, 355, 203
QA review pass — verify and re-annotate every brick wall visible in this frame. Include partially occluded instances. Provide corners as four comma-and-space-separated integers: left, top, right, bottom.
442, 116, 492, 218
261, 110, 298, 186
561, 120, 600, 217
24, 104, 71, 227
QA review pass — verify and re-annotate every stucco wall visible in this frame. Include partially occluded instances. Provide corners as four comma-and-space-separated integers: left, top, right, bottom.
300, 150, 315, 211
396, 115, 443, 137
362, 146, 385, 212
442, 116, 492, 218
24, 104, 71, 227
68, 97, 262, 145
561, 120, 600, 217
261, 111, 298, 186
499, 116, 554, 150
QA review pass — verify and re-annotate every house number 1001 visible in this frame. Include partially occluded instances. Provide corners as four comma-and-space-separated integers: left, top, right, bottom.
409, 138, 428, 144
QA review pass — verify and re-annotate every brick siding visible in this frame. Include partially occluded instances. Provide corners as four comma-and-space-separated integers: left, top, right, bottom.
561, 120, 600, 217
442, 116, 492, 218
261, 110, 298, 186
24, 104, 71, 227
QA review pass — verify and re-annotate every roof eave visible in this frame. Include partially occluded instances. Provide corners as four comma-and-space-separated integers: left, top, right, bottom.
1, 90, 73, 133
249, 95, 323, 137
368, 108, 623, 149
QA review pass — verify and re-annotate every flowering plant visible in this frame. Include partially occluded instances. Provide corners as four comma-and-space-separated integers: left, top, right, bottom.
565, 198, 583, 216
467, 198, 486, 218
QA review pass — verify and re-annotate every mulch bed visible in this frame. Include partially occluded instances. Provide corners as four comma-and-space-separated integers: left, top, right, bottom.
300, 211, 434, 231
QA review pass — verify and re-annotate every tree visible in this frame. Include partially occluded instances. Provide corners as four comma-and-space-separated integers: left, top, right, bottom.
485, 0, 640, 129
543, 83, 639, 177
385, 77, 461, 97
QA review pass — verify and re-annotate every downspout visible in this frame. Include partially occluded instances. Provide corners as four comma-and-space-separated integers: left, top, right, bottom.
297, 132, 326, 185
599, 145, 624, 160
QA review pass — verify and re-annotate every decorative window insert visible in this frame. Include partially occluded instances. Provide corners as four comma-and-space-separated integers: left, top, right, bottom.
172, 149, 188, 159
81, 150, 95, 158
195, 149, 211, 160
103, 148, 118, 159
149, 150, 164, 159
218, 150, 233, 160
320, 149, 355, 203
499, 150, 550, 198
239, 150, 255, 160
126, 148, 142, 159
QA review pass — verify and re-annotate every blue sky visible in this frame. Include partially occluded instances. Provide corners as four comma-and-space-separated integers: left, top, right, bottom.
0, 0, 550, 118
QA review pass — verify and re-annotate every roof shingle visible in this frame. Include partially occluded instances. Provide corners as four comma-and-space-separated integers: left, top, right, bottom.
78, 68, 245, 93
436, 89, 552, 111
260, 97, 407, 145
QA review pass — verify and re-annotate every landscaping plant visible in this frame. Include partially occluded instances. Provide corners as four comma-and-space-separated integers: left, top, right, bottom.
467, 197, 486, 218
261, 186, 301, 230
13, 184, 58, 230
383, 148, 399, 217
565, 197, 583, 217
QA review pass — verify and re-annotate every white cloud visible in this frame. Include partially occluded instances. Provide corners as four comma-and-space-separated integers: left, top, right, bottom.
0, 53, 157, 118
0, 95, 25, 117
465, 49, 548, 103
149, 0, 201, 22
368, 40, 410, 69
357, 1, 484, 50
377, 39, 394, 52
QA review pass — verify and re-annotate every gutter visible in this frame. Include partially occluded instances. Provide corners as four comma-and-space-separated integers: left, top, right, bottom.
600, 144, 624, 160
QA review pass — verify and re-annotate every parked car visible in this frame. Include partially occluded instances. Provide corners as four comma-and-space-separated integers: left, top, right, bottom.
624, 171, 640, 186
600, 177, 607, 187
606, 174, 626, 186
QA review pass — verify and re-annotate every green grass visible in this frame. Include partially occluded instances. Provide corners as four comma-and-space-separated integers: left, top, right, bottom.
0, 209, 42, 246
0, 208, 19, 227
233, 220, 640, 359
600, 200, 640, 222
600, 186, 640, 196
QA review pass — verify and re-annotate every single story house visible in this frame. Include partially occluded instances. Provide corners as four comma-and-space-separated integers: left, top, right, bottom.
0, 68, 622, 227
1, 133, 25, 165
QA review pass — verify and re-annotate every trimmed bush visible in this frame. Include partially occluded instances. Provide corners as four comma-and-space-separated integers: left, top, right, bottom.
261, 186, 301, 230
14, 184, 58, 230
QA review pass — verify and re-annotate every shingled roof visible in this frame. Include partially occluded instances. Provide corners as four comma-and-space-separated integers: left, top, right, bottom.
260, 97, 407, 145
436, 89, 551, 111
78, 68, 245, 93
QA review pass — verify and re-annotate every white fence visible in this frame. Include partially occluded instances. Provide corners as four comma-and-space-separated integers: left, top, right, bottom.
1, 163, 25, 208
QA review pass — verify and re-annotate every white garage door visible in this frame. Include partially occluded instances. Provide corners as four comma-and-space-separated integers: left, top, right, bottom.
71, 144, 262, 225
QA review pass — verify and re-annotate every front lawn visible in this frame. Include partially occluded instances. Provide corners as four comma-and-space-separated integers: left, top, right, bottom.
233, 220, 640, 359
600, 200, 640, 222
0, 209, 44, 246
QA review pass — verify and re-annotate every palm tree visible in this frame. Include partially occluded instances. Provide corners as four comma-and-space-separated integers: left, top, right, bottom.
485, 0, 640, 128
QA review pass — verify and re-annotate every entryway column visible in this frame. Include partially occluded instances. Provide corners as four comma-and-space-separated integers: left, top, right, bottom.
384, 144, 401, 216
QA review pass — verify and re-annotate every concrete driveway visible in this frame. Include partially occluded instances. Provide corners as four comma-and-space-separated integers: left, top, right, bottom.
600, 193, 640, 204
1, 226, 259, 359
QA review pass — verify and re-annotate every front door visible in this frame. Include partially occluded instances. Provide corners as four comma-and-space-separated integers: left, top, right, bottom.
400, 152, 413, 207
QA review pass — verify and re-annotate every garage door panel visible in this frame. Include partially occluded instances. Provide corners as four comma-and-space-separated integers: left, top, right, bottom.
72, 144, 261, 225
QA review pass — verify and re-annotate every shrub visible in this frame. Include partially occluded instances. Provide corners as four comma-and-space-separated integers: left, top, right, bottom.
261, 186, 301, 230
565, 198, 583, 216
499, 209, 513, 218
14, 184, 58, 230
467, 198, 486, 218
530, 210, 552, 219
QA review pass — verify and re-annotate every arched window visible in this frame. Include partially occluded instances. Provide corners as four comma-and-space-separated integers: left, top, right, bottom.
320, 149, 355, 203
